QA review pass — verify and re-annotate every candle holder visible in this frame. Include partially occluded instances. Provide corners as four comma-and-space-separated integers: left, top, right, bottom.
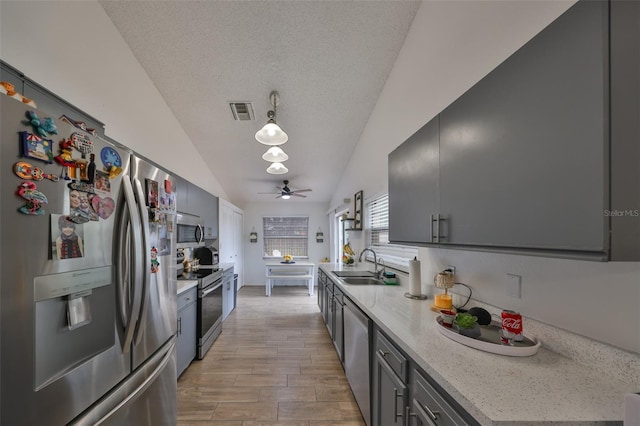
431, 269, 455, 312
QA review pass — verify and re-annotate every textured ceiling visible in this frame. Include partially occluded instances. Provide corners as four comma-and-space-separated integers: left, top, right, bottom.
100, 0, 420, 206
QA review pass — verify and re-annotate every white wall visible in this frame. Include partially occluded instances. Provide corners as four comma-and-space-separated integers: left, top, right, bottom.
0, 1, 227, 199
330, 0, 640, 354
243, 201, 331, 285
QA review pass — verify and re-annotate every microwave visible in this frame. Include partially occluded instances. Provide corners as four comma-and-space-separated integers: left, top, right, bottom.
176, 213, 205, 248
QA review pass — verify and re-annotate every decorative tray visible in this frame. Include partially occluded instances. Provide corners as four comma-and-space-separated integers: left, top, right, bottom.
435, 316, 541, 357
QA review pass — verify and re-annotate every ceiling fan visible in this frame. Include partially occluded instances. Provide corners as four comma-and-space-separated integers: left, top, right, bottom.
259, 180, 312, 199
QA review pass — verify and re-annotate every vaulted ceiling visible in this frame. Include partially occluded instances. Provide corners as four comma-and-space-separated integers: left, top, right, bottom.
99, 1, 421, 205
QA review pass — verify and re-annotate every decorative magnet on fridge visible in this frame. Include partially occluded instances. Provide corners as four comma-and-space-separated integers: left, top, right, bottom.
150, 247, 160, 273
146, 179, 159, 208
59, 115, 97, 136
0, 81, 37, 107
19, 131, 54, 164
23, 111, 57, 138
14, 161, 59, 182
16, 181, 48, 215
71, 132, 93, 158
100, 147, 123, 178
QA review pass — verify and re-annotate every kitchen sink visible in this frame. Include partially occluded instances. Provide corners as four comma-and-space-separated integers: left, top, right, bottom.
341, 277, 385, 286
332, 270, 377, 278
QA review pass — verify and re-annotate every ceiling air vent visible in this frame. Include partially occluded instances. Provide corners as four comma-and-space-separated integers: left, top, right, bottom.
229, 102, 254, 121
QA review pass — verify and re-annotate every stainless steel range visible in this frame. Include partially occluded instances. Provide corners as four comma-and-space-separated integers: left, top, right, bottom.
180, 268, 223, 359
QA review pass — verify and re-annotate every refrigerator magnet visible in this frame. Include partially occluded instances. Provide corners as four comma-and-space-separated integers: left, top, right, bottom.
19, 131, 54, 164
91, 195, 115, 220
71, 132, 93, 158
16, 181, 48, 215
23, 110, 57, 138
100, 147, 122, 178
13, 161, 59, 182
52, 214, 84, 260
146, 179, 159, 208
94, 170, 111, 193
150, 247, 159, 273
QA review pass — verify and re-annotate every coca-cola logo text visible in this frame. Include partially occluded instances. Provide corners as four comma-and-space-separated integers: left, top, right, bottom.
502, 318, 522, 331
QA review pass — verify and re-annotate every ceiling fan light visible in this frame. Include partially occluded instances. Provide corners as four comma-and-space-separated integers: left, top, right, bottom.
266, 162, 288, 175
281, 193, 291, 200
255, 120, 288, 145
262, 146, 289, 163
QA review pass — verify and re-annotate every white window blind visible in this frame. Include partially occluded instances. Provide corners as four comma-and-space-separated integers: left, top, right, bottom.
263, 216, 309, 257
366, 194, 417, 271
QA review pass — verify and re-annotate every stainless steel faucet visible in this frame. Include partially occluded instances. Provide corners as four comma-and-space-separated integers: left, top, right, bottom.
359, 248, 383, 278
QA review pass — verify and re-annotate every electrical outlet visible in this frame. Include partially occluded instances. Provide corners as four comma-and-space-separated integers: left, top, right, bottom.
506, 274, 522, 298
447, 265, 456, 276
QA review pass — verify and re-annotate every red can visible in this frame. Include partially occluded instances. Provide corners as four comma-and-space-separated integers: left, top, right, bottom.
501, 310, 523, 343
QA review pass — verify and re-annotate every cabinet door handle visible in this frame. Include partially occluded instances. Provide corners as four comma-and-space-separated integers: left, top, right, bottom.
393, 388, 404, 423
177, 317, 181, 335
424, 404, 440, 422
405, 406, 413, 426
431, 214, 447, 242
377, 349, 389, 357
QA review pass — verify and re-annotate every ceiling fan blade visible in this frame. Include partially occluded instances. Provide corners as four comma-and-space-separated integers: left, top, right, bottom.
275, 194, 282, 199
258, 192, 279, 194
292, 193, 307, 198
293, 188, 312, 193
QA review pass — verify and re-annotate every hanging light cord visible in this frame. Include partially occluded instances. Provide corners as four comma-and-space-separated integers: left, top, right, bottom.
452, 282, 472, 311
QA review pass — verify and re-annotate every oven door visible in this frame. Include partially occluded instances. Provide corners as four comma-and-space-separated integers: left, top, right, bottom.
197, 279, 223, 358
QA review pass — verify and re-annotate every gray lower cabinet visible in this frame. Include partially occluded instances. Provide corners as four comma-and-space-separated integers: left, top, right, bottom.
388, 0, 639, 260
317, 270, 327, 322
410, 369, 472, 426
222, 267, 234, 321
332, 286, 344, 363
373, 330, 409, 426
177, 287, 197, 377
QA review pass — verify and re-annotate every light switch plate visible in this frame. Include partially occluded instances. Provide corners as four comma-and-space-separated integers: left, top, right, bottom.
506, 274, 522, 298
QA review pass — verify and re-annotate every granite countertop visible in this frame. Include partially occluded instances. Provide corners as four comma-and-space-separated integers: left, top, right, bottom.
177, 279, 198, 295
320, 263, 636, 425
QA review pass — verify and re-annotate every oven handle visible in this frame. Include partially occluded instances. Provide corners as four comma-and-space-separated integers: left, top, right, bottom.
202, 281, 223, 296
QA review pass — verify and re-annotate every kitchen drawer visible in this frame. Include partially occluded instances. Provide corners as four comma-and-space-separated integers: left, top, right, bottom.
412, 369, 470, 426
375, 330, 407, 382
178, 287, 197, 311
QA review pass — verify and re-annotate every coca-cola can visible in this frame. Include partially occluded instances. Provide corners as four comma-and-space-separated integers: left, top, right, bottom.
501, 310, 523, 344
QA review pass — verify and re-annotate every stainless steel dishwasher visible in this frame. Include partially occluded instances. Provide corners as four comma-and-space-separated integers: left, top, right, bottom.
343, 297, 371, 426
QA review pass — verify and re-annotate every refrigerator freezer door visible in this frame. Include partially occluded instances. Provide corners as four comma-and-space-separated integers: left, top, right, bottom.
69, 339, 177, 426
130, 157, 178, 369
0, 96, 130, 425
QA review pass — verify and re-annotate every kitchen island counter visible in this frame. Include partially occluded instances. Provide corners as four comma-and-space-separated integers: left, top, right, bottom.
320, 264, 637, 425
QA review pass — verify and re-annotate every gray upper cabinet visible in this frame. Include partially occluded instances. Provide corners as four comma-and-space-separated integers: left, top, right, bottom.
388, 0, 639, 260
175, 176, 219, 240
389, 117, 439, 244
439, 0, 606, 253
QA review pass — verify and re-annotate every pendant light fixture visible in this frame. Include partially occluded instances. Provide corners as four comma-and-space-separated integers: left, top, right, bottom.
262, 146, 289, 163
266, 162, 288, 175
255, 91, 288, 145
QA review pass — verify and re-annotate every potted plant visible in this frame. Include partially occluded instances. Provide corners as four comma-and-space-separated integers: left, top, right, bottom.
454, 312, 481, 338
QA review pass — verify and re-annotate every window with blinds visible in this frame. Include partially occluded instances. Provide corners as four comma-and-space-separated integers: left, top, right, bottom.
366, 194, 418, 271
263, 216, 309, 258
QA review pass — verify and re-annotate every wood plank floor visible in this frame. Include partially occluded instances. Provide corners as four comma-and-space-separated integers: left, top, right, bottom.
177, 285, 366, 426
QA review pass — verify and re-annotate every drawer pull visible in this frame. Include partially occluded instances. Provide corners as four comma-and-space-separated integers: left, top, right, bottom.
424, 404, 440, 422
394, 388, 403, 423
378, 349, 389, 357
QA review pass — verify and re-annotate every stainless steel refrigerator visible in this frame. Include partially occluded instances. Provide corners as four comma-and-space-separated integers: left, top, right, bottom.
1, 94, 177, 424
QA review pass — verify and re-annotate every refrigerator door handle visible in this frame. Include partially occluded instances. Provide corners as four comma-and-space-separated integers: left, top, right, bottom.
116, 178, 144, 353
132, 178, 151, 345
68, 339, 176, 426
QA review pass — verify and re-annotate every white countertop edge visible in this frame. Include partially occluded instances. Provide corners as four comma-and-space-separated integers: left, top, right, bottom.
320, 264, 636, 425
177, 279, 198, 295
